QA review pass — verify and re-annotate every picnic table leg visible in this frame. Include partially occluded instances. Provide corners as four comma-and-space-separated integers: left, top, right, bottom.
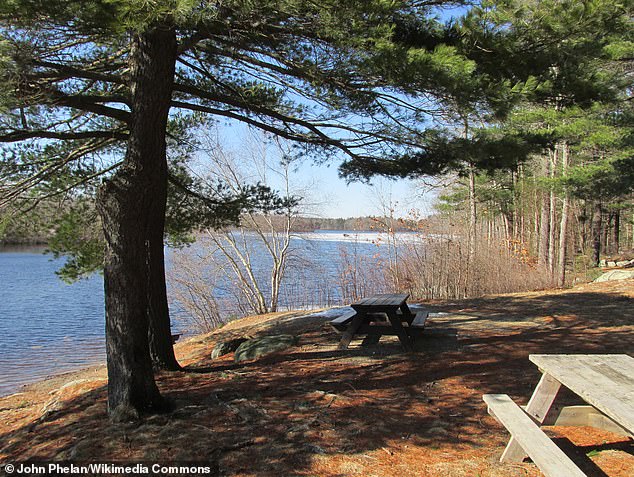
386, 311, 413, 352
338, 312, 366, 350
399, 302, 414, 324
500, 373, 562, 462
361, 312, 386, 346
361, 334, 381, 346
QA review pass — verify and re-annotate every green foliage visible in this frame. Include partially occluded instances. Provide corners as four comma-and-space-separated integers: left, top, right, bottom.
341, 128, 544, 180
47, 201, 104, 282
2, 0, 633, 271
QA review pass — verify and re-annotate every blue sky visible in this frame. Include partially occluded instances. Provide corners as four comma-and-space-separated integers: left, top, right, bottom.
288, 159, 436, 219
198, 123, 439, 219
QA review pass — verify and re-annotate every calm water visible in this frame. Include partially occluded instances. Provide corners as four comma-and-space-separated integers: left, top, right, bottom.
0, 246, 105, 396
0, 232, 388, 396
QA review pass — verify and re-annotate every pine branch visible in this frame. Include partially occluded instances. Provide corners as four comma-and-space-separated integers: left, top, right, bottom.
0, 129, 128, 142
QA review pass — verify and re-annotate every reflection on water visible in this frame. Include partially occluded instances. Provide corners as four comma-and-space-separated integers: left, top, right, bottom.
0, 247, 105, 396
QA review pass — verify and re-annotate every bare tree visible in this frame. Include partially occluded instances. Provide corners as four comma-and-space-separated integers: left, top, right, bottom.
201, 131, 305, 315
167, 248, 225, 333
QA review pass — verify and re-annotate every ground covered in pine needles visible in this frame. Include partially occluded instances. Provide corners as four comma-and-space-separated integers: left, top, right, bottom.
1, 279, 633, 477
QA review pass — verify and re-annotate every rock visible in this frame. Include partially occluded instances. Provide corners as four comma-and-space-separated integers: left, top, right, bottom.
304, 444, 327, 454
40, 398, 64, 417
234, 334, 299, 362
593, 270, 634, 283
607, 261, 617, 267
616, 261, 630, 267
426, 426, 449, 436
67, 439, 98, 460
599, 259, 607, 267
211, 337, 249, 359
57, 379, 91, 392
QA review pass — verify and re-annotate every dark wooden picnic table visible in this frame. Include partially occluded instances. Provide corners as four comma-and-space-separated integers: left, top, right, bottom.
330, 293, 427, 351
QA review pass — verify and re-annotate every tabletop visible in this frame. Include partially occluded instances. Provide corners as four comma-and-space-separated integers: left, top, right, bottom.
529, 354, 634, 433
351, 293, 409, 309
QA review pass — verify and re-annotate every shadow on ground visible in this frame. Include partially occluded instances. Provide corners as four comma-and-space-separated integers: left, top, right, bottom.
1, 281, 633, 477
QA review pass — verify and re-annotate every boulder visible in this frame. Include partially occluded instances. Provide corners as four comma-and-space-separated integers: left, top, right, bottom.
211, 337, 249, 359
593, 270, 634, 283
234, 334, 298, 363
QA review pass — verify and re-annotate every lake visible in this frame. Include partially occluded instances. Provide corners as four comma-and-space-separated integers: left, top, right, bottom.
0, 245, 105, 397
0, 232, 392, 396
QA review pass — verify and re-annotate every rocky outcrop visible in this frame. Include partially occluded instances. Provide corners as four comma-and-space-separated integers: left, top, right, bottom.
593, 270, 634, 283
211, 337, 249, 359
234, 334, 299, 363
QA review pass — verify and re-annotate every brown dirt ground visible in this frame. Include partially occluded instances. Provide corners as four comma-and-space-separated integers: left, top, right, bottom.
1, 279, 633, 477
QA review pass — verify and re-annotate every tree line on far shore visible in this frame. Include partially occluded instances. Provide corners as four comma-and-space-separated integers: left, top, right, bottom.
0, 203, 419, 246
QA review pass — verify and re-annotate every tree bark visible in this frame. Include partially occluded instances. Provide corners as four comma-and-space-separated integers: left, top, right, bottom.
557, 143, 570, 287
602, 213, 610, 255
610, 210, 620, 255
538, 154, 550, 267
96, 26, 177, 420
468, 164, 477, 264
547, 147, 557, 276
148, 224, 181, 371
591, 202, 603, 266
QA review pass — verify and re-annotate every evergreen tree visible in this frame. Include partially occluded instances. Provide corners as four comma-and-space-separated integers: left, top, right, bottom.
0, 0, 465, 419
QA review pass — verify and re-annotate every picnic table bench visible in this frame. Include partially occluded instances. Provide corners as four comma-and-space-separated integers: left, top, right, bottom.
330, 293, 428, 351
483, 354, 634, 477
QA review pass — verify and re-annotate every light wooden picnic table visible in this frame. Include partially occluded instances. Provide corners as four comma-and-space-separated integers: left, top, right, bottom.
484, 354, 634, 477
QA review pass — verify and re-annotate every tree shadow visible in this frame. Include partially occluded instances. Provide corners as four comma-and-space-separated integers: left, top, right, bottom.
1, 287, 633, 476
426, 290, 633, 329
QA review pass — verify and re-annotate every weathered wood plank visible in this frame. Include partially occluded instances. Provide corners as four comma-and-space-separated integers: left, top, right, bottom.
337, 312, 367, 350
501, 372, 562, 462
386, 311, 413, 352
399, 302, 414, 321
540, 405, 633, 437
410, 311, 428, 328
352, 293, 408, 308
529, 354, 634, 434
330, 310, 357, 332
356, 324, 395, 335
483, 394, 586, 477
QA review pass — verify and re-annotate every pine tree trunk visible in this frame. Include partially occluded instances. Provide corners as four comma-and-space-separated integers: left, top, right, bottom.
602, 214, 610, 254
148, 224, 181, 371
610, 211, 620, 255
146, 110, 179, 371
557, 143, 570, 287
518, 165, 526, 245
96, 26, 177, 420
547, 147, 557, 276
468, 165, 477, 263
591, 203, 603, 266
538, 154, 550, 267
